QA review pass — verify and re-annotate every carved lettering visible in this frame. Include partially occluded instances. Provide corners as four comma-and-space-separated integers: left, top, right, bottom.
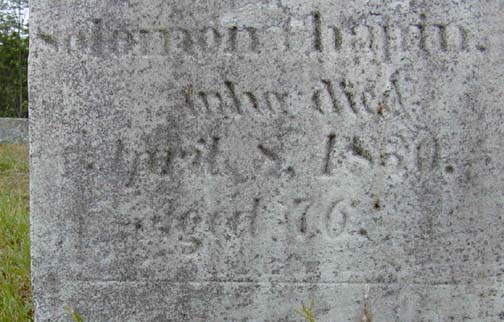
182, 75, 407, 118
324, 201, 347, 239
287, 197, 348, 239
312, 11, 323, 52
38, 14, 478, 58
209, 199, 262, 240
184, 81, 290, 116
323, 133, 336, 175
118, 135, 224, 186
312, 79, 367, 115
291, 198, 313, 239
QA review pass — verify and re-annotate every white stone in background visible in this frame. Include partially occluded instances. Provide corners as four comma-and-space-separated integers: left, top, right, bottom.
30, 0, 504, 321
0, 118, 28, 144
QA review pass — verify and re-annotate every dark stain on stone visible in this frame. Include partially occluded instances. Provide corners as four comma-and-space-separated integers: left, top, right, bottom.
286, 166, 295, 177
377, 103, 385, 116
374, 198, 381, 210
37, 32, 58, 48
476, 45, 487, 52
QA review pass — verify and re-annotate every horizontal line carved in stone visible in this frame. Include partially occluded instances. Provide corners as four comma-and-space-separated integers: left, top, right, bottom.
67, 279, 478, 287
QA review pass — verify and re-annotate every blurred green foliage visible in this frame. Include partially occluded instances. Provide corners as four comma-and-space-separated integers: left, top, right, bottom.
0, 0, 28, 118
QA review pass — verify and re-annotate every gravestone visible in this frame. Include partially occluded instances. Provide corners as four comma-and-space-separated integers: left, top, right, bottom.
30, 1, 504, 321
0, 118, 28, 144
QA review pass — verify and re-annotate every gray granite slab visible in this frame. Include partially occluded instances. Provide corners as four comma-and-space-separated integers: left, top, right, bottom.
30, 1, 504, 321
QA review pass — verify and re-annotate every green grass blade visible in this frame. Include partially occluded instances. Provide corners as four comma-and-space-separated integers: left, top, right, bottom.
65, 305, 84, 322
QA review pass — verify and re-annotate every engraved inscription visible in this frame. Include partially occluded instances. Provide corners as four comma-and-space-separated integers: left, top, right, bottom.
146, 206, 206, 256
286, 197, 349, 240
290, 198, 313, 239
230, 198, 260, 237
209, 199, 261, 240
36, 13, 481, 58
323, 133, 336, 175
182, 76, 404, 117
184, 81, 289, 116
116, 135, 225, 187
144, 195, 350, 254
312, 79, 361, 115
324, 201, 347, 239
117, 124, 434, 185
312, 11, 323, 52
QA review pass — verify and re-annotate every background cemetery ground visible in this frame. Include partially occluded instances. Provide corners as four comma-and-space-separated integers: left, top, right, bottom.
0, 0, 30, 317
0, 143, 32, 321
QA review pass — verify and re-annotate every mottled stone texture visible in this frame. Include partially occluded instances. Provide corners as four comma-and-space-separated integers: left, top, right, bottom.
0, 118, 28, 143
29, 1, 504, 321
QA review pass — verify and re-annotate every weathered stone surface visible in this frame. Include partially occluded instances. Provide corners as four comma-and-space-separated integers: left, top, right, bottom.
0, 118, 28, 143
30, 1, 504, 321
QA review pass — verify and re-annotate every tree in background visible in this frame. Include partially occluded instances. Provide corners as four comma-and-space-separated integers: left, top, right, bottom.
0, 0, 28, 118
